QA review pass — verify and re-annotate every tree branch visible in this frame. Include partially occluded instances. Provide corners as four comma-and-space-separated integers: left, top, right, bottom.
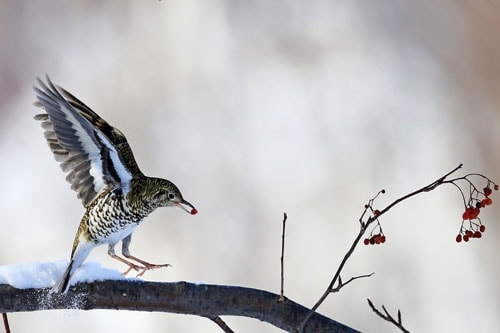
331, 273, 374, 293
372, 163, 463, 218
2, 313, 9, 333
279, 212, 287, 302
209, 316, 235, 333
367, 299, 409, 333
299, 164, 466, 331
0, 281, 360, 333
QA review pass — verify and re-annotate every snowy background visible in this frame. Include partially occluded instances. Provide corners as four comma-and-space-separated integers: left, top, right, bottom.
1, 1, 500, 332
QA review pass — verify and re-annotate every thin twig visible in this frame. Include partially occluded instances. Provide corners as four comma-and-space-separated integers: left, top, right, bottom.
367, 299, 409, 333
374, 164, 462, 218
278, 212, 288, 302
297, 227, 366, 332
298, 164, 463, 332
330, 273, 374, 293
2, 313, 10, 333
209, 316, 235, 333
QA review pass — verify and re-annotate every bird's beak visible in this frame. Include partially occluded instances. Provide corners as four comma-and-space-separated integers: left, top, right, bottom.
175, 199, 198, 215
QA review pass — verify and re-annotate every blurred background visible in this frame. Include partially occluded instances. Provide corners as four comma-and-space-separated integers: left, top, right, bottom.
1, 1, 499, 332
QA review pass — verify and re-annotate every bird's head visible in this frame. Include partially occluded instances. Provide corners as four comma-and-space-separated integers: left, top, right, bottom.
146, 178, 197, 215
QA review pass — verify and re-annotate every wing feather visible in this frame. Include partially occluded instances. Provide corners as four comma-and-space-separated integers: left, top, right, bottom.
33, 75, 139, 207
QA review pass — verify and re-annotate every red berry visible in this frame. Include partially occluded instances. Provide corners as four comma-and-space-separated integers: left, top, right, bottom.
494, 184, 499, 191
380, 235, 386, 243
463, 207, 479, 220
484, 187, 492, 197
479, 225, 486, 233
474, 231, 482, 238
465, 230, 473, 237
469, 207, 480, 219
363, 238, 370, 245
485, 198, 493, 206
463, 235, 469, 242
374, 210, 380, 216
456, 234, 462, 243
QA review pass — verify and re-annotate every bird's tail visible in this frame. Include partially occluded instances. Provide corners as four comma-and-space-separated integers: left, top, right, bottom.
50, 260, 73, 293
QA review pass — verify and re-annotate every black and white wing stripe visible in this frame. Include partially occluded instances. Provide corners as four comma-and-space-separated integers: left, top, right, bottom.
33, 75, 139, 207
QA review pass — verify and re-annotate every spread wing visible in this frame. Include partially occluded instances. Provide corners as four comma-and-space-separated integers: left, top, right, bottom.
33, 75, 143, 207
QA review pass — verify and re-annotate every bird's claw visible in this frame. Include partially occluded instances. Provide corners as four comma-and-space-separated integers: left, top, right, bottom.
121, 262, 143, 276
121, 263, 171, 276
136, 263, 171, 277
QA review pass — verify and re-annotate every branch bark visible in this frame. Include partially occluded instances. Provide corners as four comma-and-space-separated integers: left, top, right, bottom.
0, 281, 360, 333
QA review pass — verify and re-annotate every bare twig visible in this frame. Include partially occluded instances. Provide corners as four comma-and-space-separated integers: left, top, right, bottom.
367, 299, 409, 333
330, 273, 374, 293
2, 313, 9, 333
297, 227, 366, 333
278, 212, 288, 302
369, 164, 463, 219
209, 316, 234, 333
298, 164, 464, 332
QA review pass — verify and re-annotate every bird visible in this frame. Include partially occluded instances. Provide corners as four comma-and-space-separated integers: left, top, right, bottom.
33, 75, 197, 293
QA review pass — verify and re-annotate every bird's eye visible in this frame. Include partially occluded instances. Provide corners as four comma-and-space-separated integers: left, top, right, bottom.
168, 193, 175, 200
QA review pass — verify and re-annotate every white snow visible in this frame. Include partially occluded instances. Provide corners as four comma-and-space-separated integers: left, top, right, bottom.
0, 260, 135, 289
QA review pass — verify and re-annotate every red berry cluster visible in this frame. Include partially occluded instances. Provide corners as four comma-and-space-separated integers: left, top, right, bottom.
456, 183, 497, 243
363, 233, 386, 245
361, 189, 387, 246
456, 226, 485, 243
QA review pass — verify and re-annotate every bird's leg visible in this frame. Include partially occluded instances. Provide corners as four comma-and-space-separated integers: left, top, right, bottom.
122, 234, 170, 277
107, 244, 143, 275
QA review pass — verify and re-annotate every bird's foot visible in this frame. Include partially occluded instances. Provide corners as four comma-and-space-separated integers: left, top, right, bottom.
110, 254, 145, 276
121, 262, 144, 276
122, 253, 171, 277
111, 253, 171, 276
136, 263, 171, 277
